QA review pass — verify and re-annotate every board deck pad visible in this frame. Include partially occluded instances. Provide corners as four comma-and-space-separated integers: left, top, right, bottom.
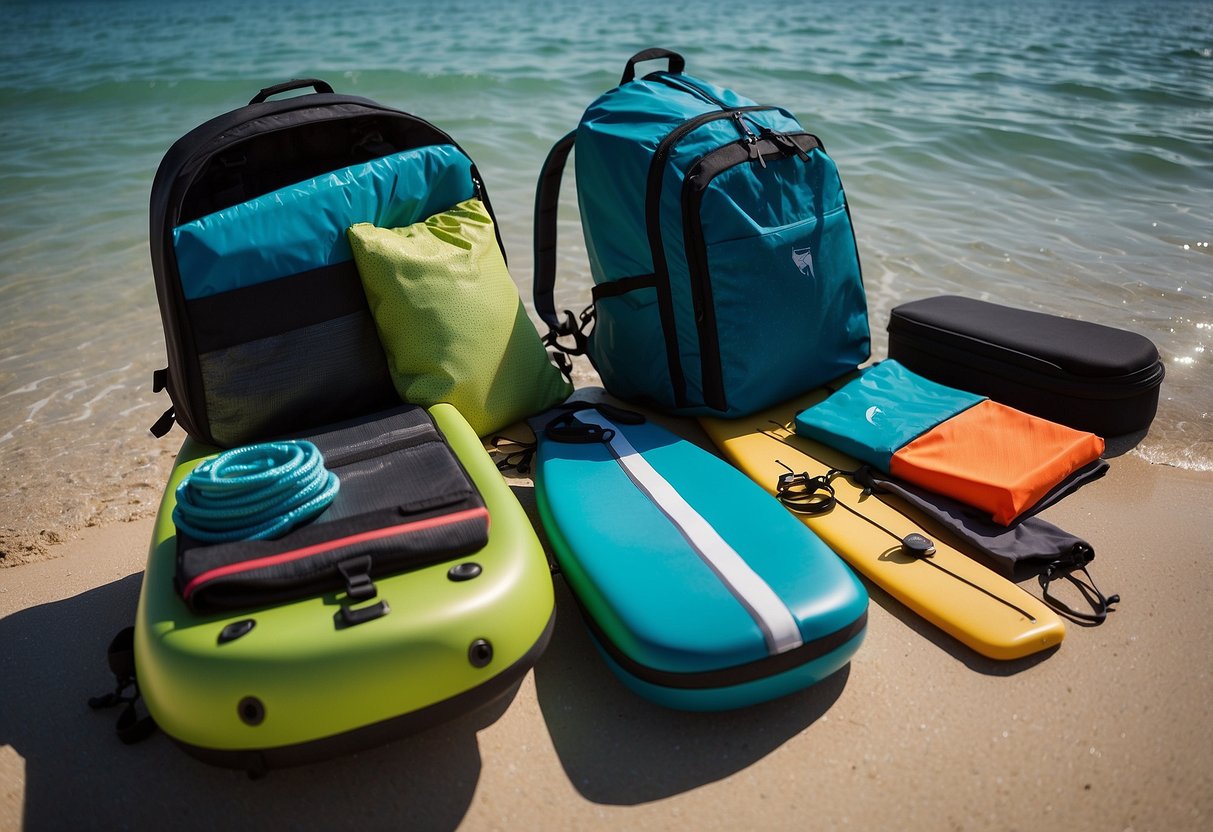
134, 403, 555, 769
531, 403, 869, 710
699, 389, 1066, 661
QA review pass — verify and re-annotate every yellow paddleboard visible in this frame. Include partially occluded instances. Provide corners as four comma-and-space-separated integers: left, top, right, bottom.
700, 390, 1065, 661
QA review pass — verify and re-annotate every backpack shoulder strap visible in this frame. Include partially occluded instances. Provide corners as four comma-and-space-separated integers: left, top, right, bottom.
533, 51, 684, 330
533, 130, 587, 355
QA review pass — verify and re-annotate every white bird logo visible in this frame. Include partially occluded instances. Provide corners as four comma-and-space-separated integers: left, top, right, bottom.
792, 246, 815, 278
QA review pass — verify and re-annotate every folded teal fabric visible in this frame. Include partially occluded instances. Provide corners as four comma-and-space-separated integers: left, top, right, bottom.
793, 360, 984, 469
173, 144, 474, 300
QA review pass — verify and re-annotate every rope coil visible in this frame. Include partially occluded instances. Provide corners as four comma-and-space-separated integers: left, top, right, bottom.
173, 440, 339, 542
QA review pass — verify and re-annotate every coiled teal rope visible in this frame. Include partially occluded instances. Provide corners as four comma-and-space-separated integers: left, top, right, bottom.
173, 440, 340, 542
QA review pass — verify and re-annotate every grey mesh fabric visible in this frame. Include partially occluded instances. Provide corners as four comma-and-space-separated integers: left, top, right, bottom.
197, 312, 393, 447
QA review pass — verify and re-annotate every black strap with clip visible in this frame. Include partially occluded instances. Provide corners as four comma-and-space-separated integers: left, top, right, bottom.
542, 401, 646, 445
88, 626, 157, 744
1039, 545, 1120, 625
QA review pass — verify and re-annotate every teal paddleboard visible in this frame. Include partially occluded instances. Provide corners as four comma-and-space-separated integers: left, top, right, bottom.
531, 401, 868, 711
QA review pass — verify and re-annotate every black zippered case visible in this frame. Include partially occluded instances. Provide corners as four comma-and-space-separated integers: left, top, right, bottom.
887, 295, 1164, 436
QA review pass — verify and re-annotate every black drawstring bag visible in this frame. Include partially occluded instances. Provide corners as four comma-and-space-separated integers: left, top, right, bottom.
850, 463, 1118, 625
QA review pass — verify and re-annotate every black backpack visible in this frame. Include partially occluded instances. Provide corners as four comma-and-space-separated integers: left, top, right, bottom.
148, 78, 504, 447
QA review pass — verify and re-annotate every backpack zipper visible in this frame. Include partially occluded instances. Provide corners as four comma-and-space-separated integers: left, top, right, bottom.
650, 73, 731, 109
681, 132, 822, 411
643, 104, 776, 408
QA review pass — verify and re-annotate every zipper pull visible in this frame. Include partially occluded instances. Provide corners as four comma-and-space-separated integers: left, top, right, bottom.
731, 111, 759, 142
748, 142, 768, 169
770, 130, 810, 162
732, 113, 767, 168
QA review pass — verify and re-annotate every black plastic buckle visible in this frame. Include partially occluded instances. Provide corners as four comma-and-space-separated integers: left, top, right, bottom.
149, 406, 176, 439
88, 626, 157, 744
337, 600, 390, 629
543, 308, 593, 356
333, 557, 389, 628
337, 556, 377, 601
544, 412, 615, 445
545, 308, 587, 356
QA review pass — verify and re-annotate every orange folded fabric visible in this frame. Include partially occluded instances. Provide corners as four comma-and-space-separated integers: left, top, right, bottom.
890, 399, 1105, 525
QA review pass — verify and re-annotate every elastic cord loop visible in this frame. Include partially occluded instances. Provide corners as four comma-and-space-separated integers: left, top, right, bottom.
173, 440, 339, 542
776, 471, 837, 515
1040, 555, 1120, 625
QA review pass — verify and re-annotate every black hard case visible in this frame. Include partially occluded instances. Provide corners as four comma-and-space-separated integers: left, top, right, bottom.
887, 295, 1164, 437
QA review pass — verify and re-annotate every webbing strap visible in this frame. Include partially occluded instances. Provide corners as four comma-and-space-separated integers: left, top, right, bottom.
574, 409, 804, 656
88, 626, 157, 744
1040, 553, 1120, 625
533, 130, 578, 333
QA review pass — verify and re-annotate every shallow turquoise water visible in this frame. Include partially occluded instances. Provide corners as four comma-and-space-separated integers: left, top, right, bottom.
1, 0, 1210, 545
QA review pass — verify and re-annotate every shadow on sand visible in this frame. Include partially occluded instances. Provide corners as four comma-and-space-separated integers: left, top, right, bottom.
532, 579, 851, 805
0, 571, 512, 832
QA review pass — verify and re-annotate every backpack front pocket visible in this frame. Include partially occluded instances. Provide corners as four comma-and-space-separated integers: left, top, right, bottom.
683, 135, 869, 413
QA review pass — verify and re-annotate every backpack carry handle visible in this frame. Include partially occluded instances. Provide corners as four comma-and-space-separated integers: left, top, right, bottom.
248, 78, 335, 105
620, 48, 686, 84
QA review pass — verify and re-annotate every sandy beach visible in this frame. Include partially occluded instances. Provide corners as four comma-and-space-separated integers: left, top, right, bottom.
1, 427, 1210, 832
1, 1, 1209, 828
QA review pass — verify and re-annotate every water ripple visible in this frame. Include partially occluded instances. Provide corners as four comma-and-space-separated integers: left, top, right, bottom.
1, 0, 1211, 554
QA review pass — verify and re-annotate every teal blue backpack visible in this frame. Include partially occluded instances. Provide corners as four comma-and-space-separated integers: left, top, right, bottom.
534, 49, 870, 417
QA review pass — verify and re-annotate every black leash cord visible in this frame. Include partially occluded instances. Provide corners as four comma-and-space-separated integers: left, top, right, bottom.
765, 426, 1038, 623
1040, 559, 1119, 625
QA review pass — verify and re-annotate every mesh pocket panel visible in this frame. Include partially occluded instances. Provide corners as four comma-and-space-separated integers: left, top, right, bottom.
198, 312, 396, 447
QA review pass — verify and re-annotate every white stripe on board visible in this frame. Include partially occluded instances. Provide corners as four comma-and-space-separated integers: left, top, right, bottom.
575, 410, 804, 655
